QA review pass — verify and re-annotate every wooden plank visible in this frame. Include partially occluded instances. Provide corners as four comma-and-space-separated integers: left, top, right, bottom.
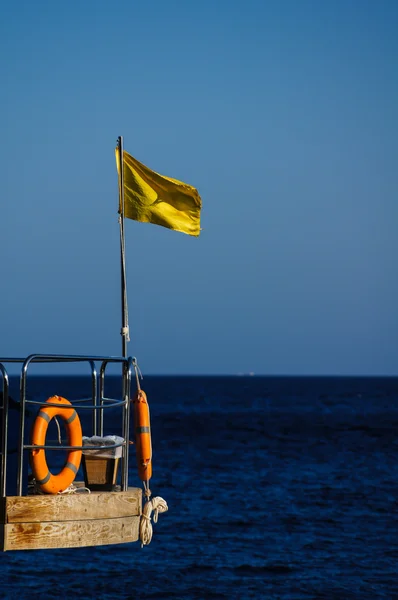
4, 515, 140, 550
5, 488, 142, 523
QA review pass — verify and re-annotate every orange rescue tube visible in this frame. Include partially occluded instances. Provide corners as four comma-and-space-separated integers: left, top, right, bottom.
133, 390, 152, 482
30, 395, 82, 494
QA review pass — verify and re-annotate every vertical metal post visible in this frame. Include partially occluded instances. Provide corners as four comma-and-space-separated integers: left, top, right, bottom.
89, 360, 97, 436
117, 135, 128, 359
0, 364, 9, 498
17, 362, 28, 496
122, 361, 131, 491
99, 361, 106, 437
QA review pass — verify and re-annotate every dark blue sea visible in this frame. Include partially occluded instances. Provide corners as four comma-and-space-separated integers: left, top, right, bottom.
1, 375, 398, 599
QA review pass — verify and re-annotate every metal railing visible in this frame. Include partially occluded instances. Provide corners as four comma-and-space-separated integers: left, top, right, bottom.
0, 363, 9, 498
0, 353, 137, 496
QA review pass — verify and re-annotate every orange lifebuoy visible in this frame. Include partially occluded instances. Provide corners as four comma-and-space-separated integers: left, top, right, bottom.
30, 395, 82, 494
133, 390, 152, 482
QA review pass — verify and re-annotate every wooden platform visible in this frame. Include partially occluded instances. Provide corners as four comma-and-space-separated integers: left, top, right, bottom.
0, 486, 142, 551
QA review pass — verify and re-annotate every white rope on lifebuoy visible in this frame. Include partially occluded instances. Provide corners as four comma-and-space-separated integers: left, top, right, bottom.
29, 480, 91, 495
139, 496, 168, 547
58, 483, 91, 494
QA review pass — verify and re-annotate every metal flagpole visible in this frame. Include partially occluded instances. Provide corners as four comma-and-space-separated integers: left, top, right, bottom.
117, 135, 131, 492
117, 135, 129, 358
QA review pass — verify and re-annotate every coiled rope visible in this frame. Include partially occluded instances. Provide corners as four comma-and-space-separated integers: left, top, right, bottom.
139, 496, 168, 547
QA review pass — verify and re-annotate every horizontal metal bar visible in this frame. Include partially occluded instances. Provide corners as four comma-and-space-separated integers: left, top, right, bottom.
0, 354, 135, 363
26, 442, 126, 451
100, 397, 128, 404
25, 399, 126, 410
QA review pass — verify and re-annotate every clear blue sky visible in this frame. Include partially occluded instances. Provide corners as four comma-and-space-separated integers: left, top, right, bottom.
1, 0, 397, 375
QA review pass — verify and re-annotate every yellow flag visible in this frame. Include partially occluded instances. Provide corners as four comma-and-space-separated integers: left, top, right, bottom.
116, 149, 202, 236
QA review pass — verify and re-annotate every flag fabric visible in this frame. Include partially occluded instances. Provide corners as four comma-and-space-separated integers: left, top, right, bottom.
116, 149, 202, 236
